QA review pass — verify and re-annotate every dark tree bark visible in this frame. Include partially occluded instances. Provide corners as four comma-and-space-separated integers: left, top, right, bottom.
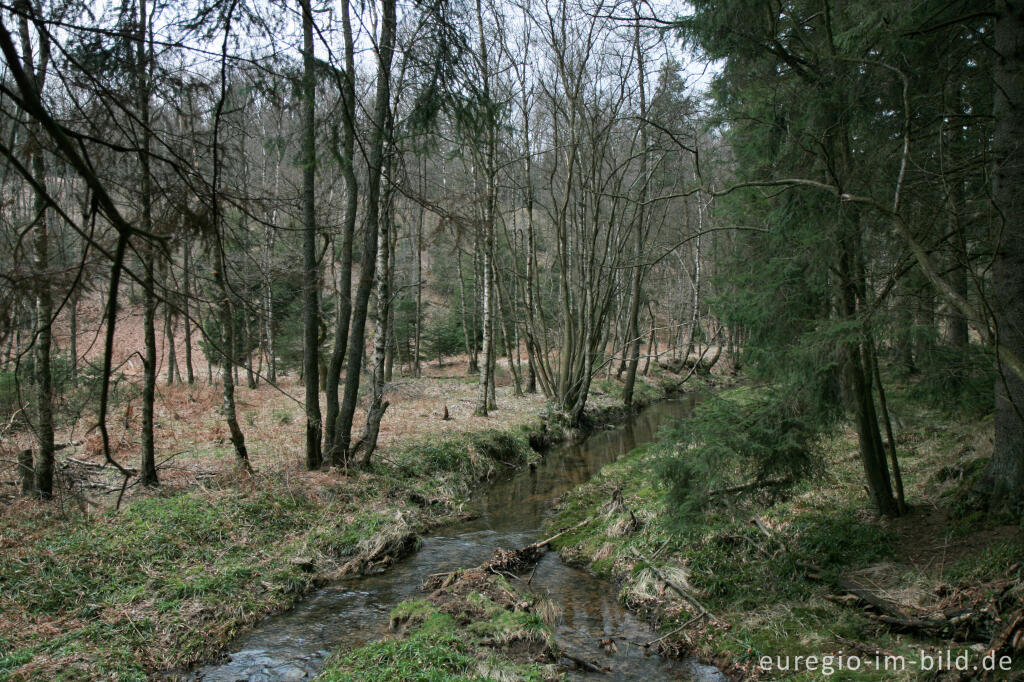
16, 0, 55, 498
182, 241, 195, 384
165, 297, 180, 386
839, 231, 898, 517
336, 0, 396, 464
983, 0, 1024, 516
141, 244, 158, 486
210, 1, 250, 473
324, 0, 356, 465
131, 0, 159, 487
18, 449, 34, 496
69, 292, 78, 383
413, 158, 425, 378
622, 0, 647, 407
300, 0, 322, 469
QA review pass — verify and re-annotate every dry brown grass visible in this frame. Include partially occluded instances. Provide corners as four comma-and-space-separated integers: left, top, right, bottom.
2, 286, 690, 508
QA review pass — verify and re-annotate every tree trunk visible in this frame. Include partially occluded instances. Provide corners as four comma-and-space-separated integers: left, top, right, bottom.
336, 0, 396, 464
165, 303, 179, 386
324, 0, 356, 463
137, 0, 159, 487
983, 1, 1024, 517
457, 250, 477, 374
870, 337, 907, 514
183, 241, 195, 384
384, 220, 397, 382
642, 305, 656, 376
69, 288, 78, 385
300, 0, 322, 470
141, 246, 158, 486
18, 449, 34, 496
215, 265, 251, 472
413, 157, 424, 378
622, 0, 647, 407
243, 312, 256, 389
839, 230, 898, 517
210, 1, 250, 473
474, 0, 496, 416
353, 181, 393, 466
19, 4, 54, 498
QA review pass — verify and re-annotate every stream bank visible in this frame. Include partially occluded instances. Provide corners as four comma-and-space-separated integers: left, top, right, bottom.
1, 369, 707, 681
188, 394, 725, 681
545, 384, 1024, 680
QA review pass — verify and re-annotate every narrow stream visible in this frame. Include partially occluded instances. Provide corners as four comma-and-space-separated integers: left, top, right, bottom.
188, 396, 723, 681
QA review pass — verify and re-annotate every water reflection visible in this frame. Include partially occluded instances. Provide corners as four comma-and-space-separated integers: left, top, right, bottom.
188, 395, 722, 681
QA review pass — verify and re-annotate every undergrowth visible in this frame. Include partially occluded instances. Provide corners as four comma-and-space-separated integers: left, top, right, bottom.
0, 428, 536, 681
546, 380, 1023, 680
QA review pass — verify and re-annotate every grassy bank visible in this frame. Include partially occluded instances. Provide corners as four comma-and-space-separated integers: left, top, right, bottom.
0, 366, 697, 680
316, 569, 561, 681
546, 384, 1024, 679
0, 428, 533, 680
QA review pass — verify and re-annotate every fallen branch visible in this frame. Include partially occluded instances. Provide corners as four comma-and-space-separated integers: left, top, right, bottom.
751, 516, 964, 636
709, 477, 792, 497
65, 457, 138, 475
562, 652, 606, 674
526, 516, 595, 551
426, 517, 595, 588
986, 612, 1024, 659
630, 549, 724, 625
644, 613, 703, 647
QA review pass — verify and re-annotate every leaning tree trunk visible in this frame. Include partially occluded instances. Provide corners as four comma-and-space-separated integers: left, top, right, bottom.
209, 1, 250, 473
983, 0, 1024, 516
214, 262, 251, 472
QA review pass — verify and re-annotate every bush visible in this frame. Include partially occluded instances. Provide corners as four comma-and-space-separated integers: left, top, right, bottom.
905, 344, 995, 417
422, 306, 464, 366
0, 354, 134, 425
659, 388, 824, 521
0, 366, 18, 417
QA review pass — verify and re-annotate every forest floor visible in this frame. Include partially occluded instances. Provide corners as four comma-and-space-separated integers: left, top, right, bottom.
0, 347, 695, 680
544, 382, 1024, 680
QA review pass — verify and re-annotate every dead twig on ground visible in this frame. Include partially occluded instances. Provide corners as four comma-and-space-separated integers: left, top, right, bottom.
630, 549, 723, 625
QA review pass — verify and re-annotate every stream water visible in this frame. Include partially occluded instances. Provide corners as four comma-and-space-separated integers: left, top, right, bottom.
188, 396, 724, 681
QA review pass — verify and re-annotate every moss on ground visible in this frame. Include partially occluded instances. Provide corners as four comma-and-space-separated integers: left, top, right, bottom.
317, 571, 561, 682
545, 384, 1024, 680
0, 365, 705, 680
0, 429, 533, 681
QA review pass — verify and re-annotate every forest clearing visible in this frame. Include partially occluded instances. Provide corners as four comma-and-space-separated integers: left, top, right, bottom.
2, 0, 1024, 680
